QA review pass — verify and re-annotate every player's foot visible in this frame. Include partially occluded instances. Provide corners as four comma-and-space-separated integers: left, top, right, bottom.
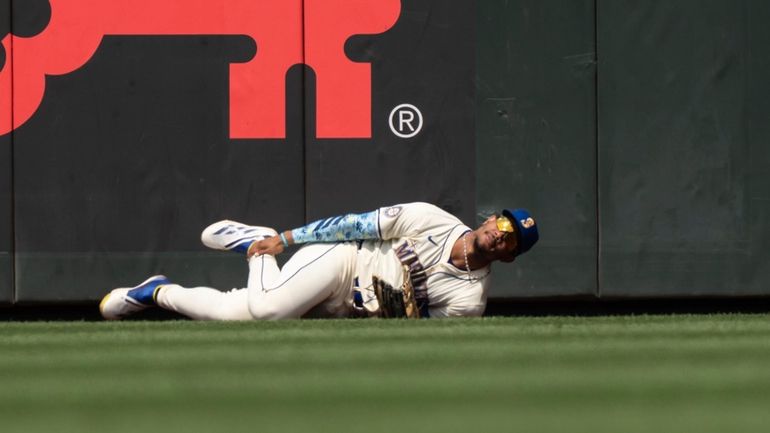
99, 275, 171, 320
201, 220, 278, 254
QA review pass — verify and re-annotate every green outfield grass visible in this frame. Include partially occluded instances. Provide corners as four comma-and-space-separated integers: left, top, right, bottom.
1, 315, 769, 433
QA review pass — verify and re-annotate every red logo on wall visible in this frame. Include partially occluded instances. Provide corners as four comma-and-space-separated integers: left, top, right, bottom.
0, 0, 401, 138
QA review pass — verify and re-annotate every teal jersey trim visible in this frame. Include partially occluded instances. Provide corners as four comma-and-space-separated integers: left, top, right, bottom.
291, 210, 379, 244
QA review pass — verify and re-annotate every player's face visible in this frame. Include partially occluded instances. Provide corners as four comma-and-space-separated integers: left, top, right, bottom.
474, 215, 518, 262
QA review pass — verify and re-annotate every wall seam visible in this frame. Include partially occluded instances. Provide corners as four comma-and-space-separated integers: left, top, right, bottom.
301, 0, 308, 224
594, 0, 602, 299
9, 3, 16, 304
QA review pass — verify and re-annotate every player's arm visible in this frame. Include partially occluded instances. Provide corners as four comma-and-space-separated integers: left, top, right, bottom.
248, 209, 381, 256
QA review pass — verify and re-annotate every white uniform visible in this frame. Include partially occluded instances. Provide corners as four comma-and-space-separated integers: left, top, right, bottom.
155, 202, 491, 320
356, 203, 490, 317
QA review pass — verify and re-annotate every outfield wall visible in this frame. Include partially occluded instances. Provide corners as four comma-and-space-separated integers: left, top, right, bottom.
477, 1, 598, 298
477, 0, 770, 298
1, 0, 768, 304
596, 1, 770, 297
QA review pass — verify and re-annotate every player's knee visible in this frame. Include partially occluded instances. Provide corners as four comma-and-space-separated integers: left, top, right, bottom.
247, 301, 284, 320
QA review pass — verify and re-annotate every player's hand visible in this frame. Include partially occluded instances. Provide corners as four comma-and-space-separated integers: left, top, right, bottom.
247, 235, 285, 257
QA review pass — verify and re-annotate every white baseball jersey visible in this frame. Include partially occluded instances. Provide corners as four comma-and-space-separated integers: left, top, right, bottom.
355, 202, 491, 317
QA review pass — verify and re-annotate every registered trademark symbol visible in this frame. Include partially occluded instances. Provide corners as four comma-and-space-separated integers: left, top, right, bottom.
389, 104, 423, 138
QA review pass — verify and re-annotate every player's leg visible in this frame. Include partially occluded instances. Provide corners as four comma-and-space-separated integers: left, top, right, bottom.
155, 286, 253, 320
246, 242, 358, 319
100, 275, 254, 321
148, 219, 278, 320
246, 252, 281, 290
100, 243, 355, 320
155, 243, 356, 320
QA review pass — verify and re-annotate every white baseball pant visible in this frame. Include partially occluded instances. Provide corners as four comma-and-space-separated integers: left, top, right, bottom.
155, 242, 359, 320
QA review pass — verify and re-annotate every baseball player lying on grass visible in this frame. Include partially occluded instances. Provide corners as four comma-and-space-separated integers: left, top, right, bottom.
100, 202, 539, 320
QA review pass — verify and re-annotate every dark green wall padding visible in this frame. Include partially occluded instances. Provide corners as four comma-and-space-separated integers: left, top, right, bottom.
0, 134, 10, 304
598, 0, 770, 296
478, 0, 770, 298
477, 0, 597, 297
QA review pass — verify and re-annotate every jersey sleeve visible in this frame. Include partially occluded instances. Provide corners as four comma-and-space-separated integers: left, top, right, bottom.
289, 202, 463, 244
377, 202, 462, 240
291, 209, 380, 244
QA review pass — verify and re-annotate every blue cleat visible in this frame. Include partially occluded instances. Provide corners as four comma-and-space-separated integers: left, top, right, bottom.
201, 220, 278, 254
99, 275, 170, 320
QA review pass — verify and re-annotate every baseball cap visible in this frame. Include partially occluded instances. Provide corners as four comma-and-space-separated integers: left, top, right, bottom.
501, 208, 539, 255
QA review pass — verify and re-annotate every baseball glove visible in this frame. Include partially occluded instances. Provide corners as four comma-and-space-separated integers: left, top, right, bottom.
372, 266, 420, 319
